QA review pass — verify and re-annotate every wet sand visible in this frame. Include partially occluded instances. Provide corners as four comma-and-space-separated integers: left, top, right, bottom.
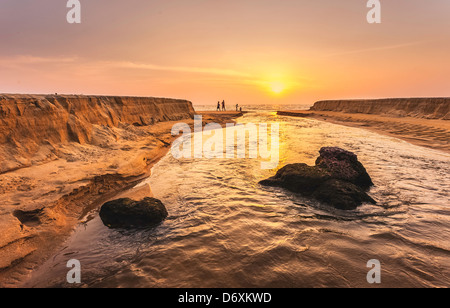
0, 111, 240, 287
278, 110, 450, 154
196, 111, 247, 117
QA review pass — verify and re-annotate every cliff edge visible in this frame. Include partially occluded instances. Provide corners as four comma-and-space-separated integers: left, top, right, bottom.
0, 94, 197, 286
310, 98, 450, 120
0, 94, 195, 174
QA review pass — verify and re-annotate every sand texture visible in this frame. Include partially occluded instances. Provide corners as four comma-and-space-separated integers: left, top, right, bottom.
0, 94, 195, 174
278, 98, 450, 153
311, 98, 449, 120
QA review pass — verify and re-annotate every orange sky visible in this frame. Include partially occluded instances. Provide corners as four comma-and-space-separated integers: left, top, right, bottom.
1, 0, 450, 106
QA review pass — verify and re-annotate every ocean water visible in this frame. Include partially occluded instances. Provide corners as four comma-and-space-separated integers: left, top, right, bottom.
24, 111, 450, 288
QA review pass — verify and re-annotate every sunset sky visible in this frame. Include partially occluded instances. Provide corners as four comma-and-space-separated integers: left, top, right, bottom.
1, 0, 450, 106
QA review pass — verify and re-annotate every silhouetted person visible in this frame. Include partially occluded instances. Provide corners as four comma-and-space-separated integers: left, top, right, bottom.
217, 101, 221, 111
222, 100, 226, 111
236, 104, 239, 112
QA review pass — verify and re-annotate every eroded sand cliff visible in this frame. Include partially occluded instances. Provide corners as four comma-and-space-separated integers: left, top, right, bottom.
279, 98, 450, 153
0, 94, 198, 286
0, 94, 195, 174
310, 98, 450, 120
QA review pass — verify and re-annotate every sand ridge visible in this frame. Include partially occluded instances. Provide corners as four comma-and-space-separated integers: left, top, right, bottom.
311, 98, 450, 120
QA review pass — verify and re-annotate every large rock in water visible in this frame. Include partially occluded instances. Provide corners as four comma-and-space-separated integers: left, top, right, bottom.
100, 197, 168, 228
259, 163, 331, 196
312, 179, 376, 210
259, 147, 375, 210
315, 147, 373, 188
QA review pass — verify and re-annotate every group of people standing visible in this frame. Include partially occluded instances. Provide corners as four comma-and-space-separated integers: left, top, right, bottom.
217, 100, 226, 111
216, 100, 242, 112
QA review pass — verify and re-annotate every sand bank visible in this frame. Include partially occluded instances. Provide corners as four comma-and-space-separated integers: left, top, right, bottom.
311, 98, 449, 120
196, 111, 247, 117
278, 110, 450, 153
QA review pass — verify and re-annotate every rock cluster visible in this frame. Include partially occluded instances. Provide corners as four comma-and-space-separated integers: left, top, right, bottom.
260, 147, 376, 210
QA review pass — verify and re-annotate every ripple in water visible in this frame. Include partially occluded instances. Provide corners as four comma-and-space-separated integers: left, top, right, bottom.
25, 112, 450, 288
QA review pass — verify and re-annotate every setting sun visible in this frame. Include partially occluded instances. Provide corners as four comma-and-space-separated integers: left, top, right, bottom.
1, 0, 450, 290
269, 81, 286, 94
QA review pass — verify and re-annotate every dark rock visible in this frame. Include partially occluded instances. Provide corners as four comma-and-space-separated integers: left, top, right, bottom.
312, 179, 376, 210
100, 197, 168, 228
259, 147, 375, 210
315, 147, 373, 188
259, 163, 331, 195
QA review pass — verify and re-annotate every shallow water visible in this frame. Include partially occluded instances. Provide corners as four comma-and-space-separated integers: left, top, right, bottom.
25, 112, 450, 288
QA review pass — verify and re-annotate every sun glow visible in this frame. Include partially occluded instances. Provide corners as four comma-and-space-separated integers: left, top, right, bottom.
269, 81, 286, 94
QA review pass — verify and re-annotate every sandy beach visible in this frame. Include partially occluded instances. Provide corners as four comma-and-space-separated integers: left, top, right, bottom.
278, 110, 450, 154
3, 1, 450, 291
2, 98, 450, 288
